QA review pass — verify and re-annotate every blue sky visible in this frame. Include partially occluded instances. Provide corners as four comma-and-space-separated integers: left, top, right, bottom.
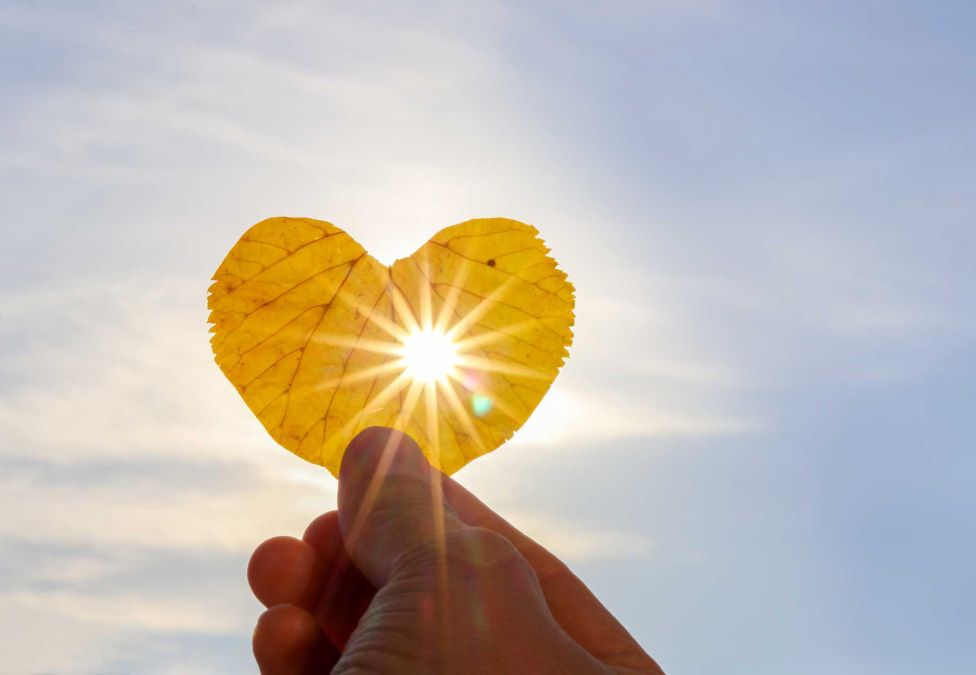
1, 1, 974, 673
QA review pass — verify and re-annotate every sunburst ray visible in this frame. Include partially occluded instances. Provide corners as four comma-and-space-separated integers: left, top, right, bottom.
444, 276, 518, 342
455, 354, 551, 379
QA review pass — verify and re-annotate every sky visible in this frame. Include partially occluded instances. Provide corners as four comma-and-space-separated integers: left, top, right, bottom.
1, 1, 974, 673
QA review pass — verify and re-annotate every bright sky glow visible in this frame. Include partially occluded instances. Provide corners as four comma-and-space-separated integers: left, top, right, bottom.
399, 328, 459, 383
2, 2, 974, 674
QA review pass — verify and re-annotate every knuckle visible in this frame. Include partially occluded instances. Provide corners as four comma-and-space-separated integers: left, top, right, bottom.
391, 527, 535, 588
444, 527, 529, 576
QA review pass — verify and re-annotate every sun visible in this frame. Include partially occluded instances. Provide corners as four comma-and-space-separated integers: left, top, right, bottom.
398, 328, 459, 384
306, 264, 539, 467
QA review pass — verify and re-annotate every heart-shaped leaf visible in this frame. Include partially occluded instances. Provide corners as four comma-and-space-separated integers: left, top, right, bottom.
208, 217, 574, 475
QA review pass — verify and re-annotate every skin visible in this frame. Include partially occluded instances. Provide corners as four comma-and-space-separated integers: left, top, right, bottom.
249, 427, 666, 674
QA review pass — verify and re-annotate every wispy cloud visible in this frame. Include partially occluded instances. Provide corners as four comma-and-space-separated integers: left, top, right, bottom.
507, 511, 655, 562
2, 2, 974, 673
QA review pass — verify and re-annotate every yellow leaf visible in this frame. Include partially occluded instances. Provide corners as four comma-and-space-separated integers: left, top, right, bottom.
208, 217, 575, 476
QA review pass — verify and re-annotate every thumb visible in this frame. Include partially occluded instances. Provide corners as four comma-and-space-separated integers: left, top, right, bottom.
336, 428, 610, 674
337, 427, 461, 586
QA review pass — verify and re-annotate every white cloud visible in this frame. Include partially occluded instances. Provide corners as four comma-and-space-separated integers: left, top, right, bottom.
512, 386, 763, 450
4, 589, 244, 634
0, 279, 270, 465
0, 462, 331, 554
508, 511, 655, 562
5, 2, 972, 673
0, 601, 124, 674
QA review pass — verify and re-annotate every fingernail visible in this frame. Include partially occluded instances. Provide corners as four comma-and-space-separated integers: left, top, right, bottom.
343, 427, 428, 480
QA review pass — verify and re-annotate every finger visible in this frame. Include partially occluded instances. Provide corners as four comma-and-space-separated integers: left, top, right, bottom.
302, 511, 375, 649
248, 536, 321, 610
337, 426, 462, 586
336, 428, 610, 673
441, 474, 664, 673
253, 604, 339, 674
301, 511, 344, 561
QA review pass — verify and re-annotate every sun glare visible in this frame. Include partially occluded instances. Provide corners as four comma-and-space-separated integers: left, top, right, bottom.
307, 265, 541, 467
399, 328, 459, 383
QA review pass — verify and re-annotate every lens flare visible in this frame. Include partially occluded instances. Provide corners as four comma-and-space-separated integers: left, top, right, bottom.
471, 393, 493, 417
399, 329, 459, 383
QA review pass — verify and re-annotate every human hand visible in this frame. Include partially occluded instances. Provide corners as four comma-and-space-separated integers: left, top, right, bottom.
248, 427, 665, 674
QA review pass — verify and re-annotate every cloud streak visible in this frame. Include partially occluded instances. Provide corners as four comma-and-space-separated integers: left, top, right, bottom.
2, 2, 974, 673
